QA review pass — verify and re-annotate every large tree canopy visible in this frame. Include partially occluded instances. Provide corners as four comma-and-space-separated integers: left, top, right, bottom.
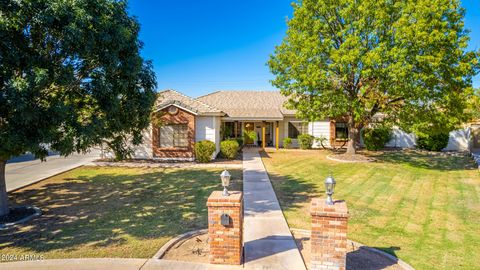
0, 0, 156, 216
269, 0, 479, 154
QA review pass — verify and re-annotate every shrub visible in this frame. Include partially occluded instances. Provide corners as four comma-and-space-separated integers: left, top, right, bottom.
416, 132, 450, 151
235, 137, 244, 147
298, 134, 314, 149
220, 140, 240, 159
283, 137, 292, 149
315, 135, 328, 149
194, 140, 216, 163
363, 127, 392, 151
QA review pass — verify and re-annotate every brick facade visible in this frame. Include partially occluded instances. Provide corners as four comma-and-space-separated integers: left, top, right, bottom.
310, 198, 349, 270
207, 191, 243, 265
152, 106, 195, 159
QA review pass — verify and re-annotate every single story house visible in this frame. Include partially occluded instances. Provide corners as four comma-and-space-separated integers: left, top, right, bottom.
125, 89, 477, 161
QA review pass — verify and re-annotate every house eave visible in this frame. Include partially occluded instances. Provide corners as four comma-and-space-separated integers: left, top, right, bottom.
198, 112, 226, 117
221, 117, 284, 121
154, 103, 199, 115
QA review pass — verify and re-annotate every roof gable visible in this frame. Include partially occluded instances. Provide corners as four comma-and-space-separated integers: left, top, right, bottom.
155, 90, 223, 116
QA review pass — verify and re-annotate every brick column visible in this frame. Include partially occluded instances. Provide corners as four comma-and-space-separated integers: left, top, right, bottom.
310, 198, 349, 270
207, 191, 243, 265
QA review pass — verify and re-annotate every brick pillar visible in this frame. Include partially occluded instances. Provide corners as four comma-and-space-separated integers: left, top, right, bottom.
207, 191, 243, 265
310, 198, 349, 270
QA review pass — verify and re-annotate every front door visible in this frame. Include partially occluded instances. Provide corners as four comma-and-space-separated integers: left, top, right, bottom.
244, 122, 255, 144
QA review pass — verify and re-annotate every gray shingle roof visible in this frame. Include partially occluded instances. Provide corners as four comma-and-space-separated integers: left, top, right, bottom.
155, 90, 223, 115
196, 91, 296, 119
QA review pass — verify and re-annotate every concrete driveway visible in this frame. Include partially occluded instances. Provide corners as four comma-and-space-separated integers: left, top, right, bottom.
6, 151, 100, 192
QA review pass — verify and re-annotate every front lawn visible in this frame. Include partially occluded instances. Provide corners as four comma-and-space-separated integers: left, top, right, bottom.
261, 149, 479, 270
0, 166, 242, 259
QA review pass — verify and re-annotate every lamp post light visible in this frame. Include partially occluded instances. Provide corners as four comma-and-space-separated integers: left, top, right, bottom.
220, 169, 231, 196
324, 175, 336, 205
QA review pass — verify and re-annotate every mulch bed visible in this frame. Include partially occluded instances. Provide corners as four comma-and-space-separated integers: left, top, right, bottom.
161, 231, 408, 269
162, 232, 209, 263
291, 230, 405, 270
96, 150, 243, 165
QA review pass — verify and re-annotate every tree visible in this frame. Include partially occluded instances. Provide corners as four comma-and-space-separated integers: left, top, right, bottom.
0, 0, 156, 216
269, 0, 479, 155
467, 88, 480, 121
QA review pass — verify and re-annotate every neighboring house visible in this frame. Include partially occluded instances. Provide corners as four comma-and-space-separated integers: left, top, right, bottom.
128, 89, 477, 161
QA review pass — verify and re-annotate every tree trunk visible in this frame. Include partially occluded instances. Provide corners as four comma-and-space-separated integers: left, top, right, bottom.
0, 160, 9, 217
346, 117, 357, 155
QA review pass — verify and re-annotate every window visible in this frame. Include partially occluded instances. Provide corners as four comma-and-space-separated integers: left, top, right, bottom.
335, 122, 348, 140
288, 122, 308, 139
223, 122, 235, 139
159, 124, 188, 148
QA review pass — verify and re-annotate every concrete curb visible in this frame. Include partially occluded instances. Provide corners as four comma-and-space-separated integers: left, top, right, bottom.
290, 228, 416, 270
0, 258, 149, 270
153, 229, 208, 259
0, 258, 242, 270
326, 155, 375, 163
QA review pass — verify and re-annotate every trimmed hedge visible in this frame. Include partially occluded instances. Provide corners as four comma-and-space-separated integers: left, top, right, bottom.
194, 140, 216, 163
298, 134, 314, 149
220, 140, 240, 159
363, 127, 392, 151
416, 132, 450, 151
283, 137, 292, 149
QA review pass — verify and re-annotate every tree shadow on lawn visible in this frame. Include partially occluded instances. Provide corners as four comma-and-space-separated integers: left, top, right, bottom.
370, 150, 478, 171
0, 168, 242, 255
260, 151, 320, 213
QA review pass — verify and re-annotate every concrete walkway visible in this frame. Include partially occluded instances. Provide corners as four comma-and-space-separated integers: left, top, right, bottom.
6, 151, 99, 192
242, 148, 306, 270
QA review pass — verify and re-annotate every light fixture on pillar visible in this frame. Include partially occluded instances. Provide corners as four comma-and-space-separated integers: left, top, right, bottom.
324, 175, 336, 205
221, 169, 231, 196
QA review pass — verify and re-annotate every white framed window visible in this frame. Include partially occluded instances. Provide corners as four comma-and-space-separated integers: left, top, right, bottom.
160, 124, 188, 148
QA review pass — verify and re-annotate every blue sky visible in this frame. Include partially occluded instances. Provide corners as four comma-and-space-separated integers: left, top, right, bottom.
128, 0, 480, 97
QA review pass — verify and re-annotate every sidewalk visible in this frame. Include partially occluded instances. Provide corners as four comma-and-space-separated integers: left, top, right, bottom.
242, 148, 306, 270
0, 258, 241, 270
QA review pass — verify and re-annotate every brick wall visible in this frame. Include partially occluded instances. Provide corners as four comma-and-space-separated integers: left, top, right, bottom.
207, 191, 243, 265
152, 106, 195, 159
310, 198, 349, 270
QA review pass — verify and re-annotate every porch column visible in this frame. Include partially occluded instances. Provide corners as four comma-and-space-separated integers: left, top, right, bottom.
276, 121, 279, 150
234, 121, 238, 139
262, 123, 266, 149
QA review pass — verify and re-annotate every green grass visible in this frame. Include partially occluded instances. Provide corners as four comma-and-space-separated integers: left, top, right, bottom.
261, 149, 480, 270
0, 166, 242, 259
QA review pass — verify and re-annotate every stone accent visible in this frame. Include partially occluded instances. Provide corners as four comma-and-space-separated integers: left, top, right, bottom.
152, 106, 195, 159
207, 191, 243, 265
310, 198, 349, 270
